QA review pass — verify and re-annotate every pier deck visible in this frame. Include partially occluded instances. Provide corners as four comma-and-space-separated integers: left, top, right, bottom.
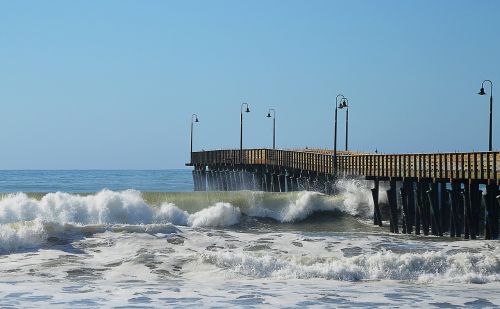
189, 149, 499, 184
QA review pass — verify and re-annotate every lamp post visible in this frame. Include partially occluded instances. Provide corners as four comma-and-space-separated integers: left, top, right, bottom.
190, 114, 199, 162
478, 80, 493, 151
240, 103, 250, 162
266, 108, 276, 149
334, 94, 345, 176
338, 98, 349, 151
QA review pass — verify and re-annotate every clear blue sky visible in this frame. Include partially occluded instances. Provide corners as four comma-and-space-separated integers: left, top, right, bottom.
0, 0, 499, 169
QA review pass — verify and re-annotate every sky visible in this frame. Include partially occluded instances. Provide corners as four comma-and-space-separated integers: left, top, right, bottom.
0, 0, 499, 169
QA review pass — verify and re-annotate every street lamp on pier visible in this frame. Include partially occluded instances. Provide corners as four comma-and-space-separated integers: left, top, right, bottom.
478, 80, 493, 151
334, 94, 345, 176
338, 98, 349, 151
240, 103, 250, 162
266, 108, 276, 149
190, 114, 199, 162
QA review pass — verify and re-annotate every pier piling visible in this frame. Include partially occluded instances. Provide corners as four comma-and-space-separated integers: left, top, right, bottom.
371, 179, 383, 226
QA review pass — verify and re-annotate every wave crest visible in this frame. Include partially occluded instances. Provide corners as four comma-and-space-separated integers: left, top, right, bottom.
157, 202, 241, 227
0, 220, 47, 253
0, 190, 153, 225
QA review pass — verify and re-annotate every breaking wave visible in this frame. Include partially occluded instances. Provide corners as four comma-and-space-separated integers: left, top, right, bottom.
0, 181, 375, 253
0, 220, 47, 253
0, 181, 374, 227
0, 190, 244, 227
202, 249, 500, 284
157, 202, 241, 227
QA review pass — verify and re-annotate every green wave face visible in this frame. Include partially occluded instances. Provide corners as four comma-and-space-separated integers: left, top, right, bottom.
16, 191, 344, 214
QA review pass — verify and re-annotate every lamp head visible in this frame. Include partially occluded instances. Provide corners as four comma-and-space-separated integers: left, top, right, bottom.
195, 117, 199, 122
478, 87, 486, 96
245, 107, 250, 113
266, 112, 271, 118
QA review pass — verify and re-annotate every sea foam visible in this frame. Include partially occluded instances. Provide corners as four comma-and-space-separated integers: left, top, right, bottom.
202, 248, 500, 283
0, 190, 153, 225
157, 202, 241, 227
0, 220, 47, 253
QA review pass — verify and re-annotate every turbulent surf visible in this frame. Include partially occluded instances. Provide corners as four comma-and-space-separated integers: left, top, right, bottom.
0, 173, 499, 308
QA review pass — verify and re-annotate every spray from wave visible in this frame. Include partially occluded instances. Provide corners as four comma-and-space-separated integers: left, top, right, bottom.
157, 202, 241, 227
0, 220, 47, 253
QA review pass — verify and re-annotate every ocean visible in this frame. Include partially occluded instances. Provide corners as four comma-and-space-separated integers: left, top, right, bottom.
0, 170, 499, 308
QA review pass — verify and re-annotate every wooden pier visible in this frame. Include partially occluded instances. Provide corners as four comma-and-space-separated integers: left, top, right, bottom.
188, 148, 500, 239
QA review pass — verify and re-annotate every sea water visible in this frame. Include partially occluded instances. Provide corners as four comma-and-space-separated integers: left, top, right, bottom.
0, 170, 499, 308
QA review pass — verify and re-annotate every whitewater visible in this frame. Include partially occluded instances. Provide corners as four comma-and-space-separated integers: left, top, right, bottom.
0, 170, 499, 308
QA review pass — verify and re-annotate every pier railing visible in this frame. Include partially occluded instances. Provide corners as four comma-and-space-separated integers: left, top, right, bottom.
190, 149, 499, 183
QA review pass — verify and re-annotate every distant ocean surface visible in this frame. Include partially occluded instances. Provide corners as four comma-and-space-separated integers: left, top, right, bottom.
0, 170, 499, 308
0, 170, 193, 193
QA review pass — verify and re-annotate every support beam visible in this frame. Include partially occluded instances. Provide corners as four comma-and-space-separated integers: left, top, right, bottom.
406, 181, 415, 234
233, 170, 241, 191
285, 172, 293, 192
220, 169, 228, 191
401, 181, 413, 234
450, 182, 462, 238
415, 182, 425, 235
386, 180, 399, 233
400, 186, 408, 234
440, 182, 450, 234
426, 182, 442, 236
469, 182, 480, 239
463, 182, 471, 239
485, 184, 499, 239
371, 179, 383, 226
192, 170, 198, 191
279, 173, 287, 192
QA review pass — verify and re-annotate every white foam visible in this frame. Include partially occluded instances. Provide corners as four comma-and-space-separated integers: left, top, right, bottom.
202, 248, 500, 283
0, 220, 47, 253
0, 191, 242, 252
0, 190, 154, 225
158, 202, 241, 227
0, 190, 242, 228
1, 216, 500, 308
156, 202, 190, 225
246, 189, 371, 223
187, 202, 241, 227
279, 191, 337, 222
0, 184, 379, 229
336, 178, 375, 217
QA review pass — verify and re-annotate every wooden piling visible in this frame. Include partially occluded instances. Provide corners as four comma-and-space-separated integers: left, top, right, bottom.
427, 182, 442, 236
463, 182, 471, 239
386, 180, 399, 233
406, 181, 415, 234
400, 186, 408, 234
415, 182, 424, 235
485, 184, 499, 239
468, 182, 480, 239
440, 182, 450, 233
371, 179, 383, 226
450, 182, 462, 238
